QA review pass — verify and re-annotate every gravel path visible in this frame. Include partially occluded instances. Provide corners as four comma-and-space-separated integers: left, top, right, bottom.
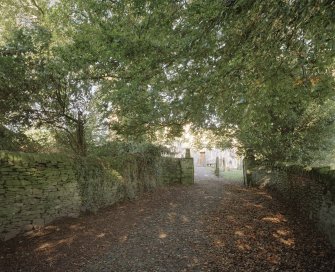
84, 179, 225, 272
83, 167, 230, 271
0, 168, 333, 271
195, 166, 222, 182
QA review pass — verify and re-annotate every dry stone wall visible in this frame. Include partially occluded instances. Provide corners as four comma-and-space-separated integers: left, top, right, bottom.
159, 157, 182, 185
0, 151, 194, 240
159, 157, 194, 185
249, 163, 335, 247
0, 152, 81, 241
180, 158, 194, 185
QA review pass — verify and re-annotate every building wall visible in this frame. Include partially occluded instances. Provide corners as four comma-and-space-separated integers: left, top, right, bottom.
189, 148, 242, 170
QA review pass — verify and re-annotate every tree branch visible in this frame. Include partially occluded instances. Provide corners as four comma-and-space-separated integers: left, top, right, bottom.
30, 0, 44, 16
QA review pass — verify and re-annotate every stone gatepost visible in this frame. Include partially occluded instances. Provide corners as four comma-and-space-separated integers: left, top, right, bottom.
215, 156, 220, 177
185, 148, 191, 158
180, 149, 194, 185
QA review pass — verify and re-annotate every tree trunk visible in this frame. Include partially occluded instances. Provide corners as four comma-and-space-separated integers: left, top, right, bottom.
76, 111, 86, 156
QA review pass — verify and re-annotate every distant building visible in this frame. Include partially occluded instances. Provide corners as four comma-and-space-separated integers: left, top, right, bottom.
163, 125, 242, 171
192, 148, 242, 170
170, 142, 242, 171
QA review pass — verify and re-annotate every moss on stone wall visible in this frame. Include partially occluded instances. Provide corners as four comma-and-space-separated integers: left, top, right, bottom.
0, 151, 194, 240
159, 157, 182, 184
248, 161, 335, 247
76, 156, 125, 213
180, 158, 194, 185
0, 151, 81, 240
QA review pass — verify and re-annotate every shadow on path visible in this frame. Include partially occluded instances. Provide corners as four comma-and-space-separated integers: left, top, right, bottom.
0, 171, 333, 271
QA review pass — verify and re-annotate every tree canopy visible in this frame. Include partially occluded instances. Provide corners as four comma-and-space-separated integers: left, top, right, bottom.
0, 0, 334, 164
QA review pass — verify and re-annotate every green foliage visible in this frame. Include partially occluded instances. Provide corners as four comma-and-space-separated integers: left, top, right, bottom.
1, 0, 334, 165
220, 170, 244, 183
89, 0, 335, 164
90, 141, 170, 196
0, 6, 94, 155
0, 27, 44, 124
76, 155, 124, 212
169, 0, 335, 164
0, 126, 40, 152
92, 141, 169, 158
190, 128, 232, 150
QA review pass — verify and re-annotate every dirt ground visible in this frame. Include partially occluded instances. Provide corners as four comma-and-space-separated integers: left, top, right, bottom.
0, 169, 334, 271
